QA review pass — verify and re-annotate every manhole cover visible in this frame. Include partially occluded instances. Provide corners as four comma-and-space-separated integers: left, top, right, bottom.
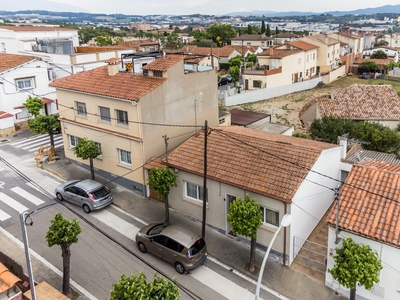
1, 139, 10, 143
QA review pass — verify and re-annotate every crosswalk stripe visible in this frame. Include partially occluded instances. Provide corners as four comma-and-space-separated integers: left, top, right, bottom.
13, 135, 54, 147
11, 187, 45, 205
0, 209, 11, 221
9, 135, 43, 146
22, 137, 63, 150
27, 140, 63, 152
0, 193, 28, 213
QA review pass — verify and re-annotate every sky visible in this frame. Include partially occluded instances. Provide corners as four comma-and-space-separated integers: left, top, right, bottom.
1, 0, 400, 15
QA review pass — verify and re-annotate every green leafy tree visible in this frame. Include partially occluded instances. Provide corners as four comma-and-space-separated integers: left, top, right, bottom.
275, 26, 280, 34
228, 66, 240, 83
72, 137, 101, 180
193, 30, 208, 41
374, 40, 389, 47
261, 21, 266, 34
147, 167, 177, 223
227, 195, 262, 272
110, 272, 180, 300
370, 49, 388, 59
46, 213, 82, 295
266, 24, 271, 37
28, 114, 60, 149
247, 24, 253, 34
361, 61, 379, 72
308, 116, 355, 144
328, 238, 382, 300
206, 24, 237, 46
229, 55, 242, 68
246, 53, 257, 67
24, 96, 43, 117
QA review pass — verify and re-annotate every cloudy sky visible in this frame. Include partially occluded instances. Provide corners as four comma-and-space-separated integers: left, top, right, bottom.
1, 0, 400, 15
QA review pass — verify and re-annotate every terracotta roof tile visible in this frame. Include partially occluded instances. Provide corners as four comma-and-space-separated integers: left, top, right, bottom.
317, 84, 400, 120
42, 97, 55, 104
288, 40, 319, 51
217, 46, 240, 57
258, 48, 302, 58
142, 54, 183, 72
164, 126, 337, 202
303, 34, 340, 46
327, 160, 400, 247
0, 53, 38, 73
144, 157, 165, 170
231, 34, 272, 41
354, 58, 391, 65
50, 65, 166, 101
224, 45, 259, 55
0, 111, 14, 119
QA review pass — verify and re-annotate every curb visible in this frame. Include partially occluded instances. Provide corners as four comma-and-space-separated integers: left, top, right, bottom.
42, 166, 67, 181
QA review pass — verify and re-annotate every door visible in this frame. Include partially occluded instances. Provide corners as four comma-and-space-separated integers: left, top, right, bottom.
163, 238, 184, 264
245, 79, 248, 90
225, 194, 236, 234
148, 235, 168, 259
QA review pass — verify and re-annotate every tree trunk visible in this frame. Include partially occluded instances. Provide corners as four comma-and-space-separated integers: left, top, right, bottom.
350, 287, 356, 300
49, 132, 55, 148
61, 243, 71, 295
89, 157, 95, 180
164, 196, 170, 224
249, 237, 257, 272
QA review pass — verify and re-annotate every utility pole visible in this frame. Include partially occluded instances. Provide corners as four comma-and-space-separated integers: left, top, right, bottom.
201, 120, 208, 238
163, 134, 169, 165
334, 185, 341, 244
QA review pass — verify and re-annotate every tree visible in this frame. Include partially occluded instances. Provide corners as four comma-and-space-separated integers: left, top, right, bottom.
110, 272, 180, 300
308, 116, 354, 144
72, 138, 101, 180
374, 40, 389, 47
24, 96, 43, 117
370, 49, 388, 59
361, 61, 379, 72
28, 114, 60, 148
261, 20, 266, 34
328, 238, 382, 300
275, 26, 280, 34
229, 55, 242, 68
206, 24, 237, 46
46, 213, 82, 295
246, 53, 257, 67
266, 24, 271, 37
147, 167, 177, 223
228, 66, 240, 83
227, 195, 262, 272
247, 24, 253, 34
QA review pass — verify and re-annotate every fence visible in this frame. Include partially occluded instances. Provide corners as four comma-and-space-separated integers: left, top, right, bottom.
293, 236, 327, 274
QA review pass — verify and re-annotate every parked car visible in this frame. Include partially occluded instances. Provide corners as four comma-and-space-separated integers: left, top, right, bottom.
136, 222, 207, 274
226, 74, 232, 83
218, 77, 229, 86
359, 73, 371, 79
55, 179, 113, 213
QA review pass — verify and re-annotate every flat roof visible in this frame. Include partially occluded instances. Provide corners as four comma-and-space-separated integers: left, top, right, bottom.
230, 109, 271, 126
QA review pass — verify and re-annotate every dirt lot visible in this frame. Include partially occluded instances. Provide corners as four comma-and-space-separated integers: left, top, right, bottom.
229, 76, 400, 133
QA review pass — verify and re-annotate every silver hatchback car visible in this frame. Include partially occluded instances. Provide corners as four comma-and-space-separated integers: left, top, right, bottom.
136, 223, 207, 274
55, 179, 113, 213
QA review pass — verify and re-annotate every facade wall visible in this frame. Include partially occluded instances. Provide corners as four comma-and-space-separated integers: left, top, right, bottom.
326, 228, 400, 300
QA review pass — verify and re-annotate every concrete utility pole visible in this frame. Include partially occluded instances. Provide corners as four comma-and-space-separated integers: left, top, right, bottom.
163, 134, 169, 165
201, 120, 208, 239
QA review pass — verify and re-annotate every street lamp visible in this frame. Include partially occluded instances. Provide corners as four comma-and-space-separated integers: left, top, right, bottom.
255, 213, 292, 300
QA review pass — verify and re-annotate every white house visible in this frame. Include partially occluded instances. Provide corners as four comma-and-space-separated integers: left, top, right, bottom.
326, 160, 400, 300
145, 126, 342, 264
0, 53, 57, 136
363, 46, 399, 62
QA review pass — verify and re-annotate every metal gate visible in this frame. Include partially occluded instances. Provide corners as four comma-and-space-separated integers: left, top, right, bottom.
293, 236, 327, 274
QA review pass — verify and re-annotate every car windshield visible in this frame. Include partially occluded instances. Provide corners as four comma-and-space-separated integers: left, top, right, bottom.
147, 224, 168, 236
91, 186, 110, 199
188, 238, 205, 257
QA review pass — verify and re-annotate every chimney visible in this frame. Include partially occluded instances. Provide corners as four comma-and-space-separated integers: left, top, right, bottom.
339, 138, 348, 159
105, 58, 120, 76
269, 47, 273, 56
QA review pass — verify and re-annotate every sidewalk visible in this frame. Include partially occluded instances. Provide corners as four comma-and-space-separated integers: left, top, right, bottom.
36, 146, 347, 300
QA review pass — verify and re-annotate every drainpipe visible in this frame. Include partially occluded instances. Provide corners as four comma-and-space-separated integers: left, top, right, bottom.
283, 203, 287, 266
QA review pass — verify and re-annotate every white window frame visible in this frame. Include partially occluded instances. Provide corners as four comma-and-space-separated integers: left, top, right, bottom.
16, 77, 34, 90
116, 109, 128, 125
76, 102, 87, 116
185, 181, 204, 202
68, 135, 80, 148
99, 106, 111, 122
118, 149, 131, 165
260, 206, 279, 227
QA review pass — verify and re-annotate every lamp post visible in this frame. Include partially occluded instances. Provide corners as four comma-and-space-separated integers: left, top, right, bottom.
255, 214, 292, 300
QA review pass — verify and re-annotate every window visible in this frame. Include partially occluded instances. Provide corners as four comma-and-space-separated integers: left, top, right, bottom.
306, 69, 308, 76
327, 53, 330, 58
260, 206, 279, 227
116, 110, 128, 125
185, 182, 204, 202
94, 142, 102, 157
300, 72, 302, 77
68, 135, 80, 148
253, 80, 261, 88
118, 149, 131, 164
76, 102, 87, 116
16, 77, 34, 90
153, 70, 163, 77
99, 106, 111, 122
313, 53, 315, 60
307, 55, 309, 62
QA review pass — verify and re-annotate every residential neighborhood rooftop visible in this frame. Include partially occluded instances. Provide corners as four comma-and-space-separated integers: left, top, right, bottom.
287, 40, 319, 51
230, 109, 271, 126
142, 54, 183, 71
0, 53, 38, 73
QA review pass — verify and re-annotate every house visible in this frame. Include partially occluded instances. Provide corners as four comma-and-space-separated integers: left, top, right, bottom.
0, 53, 57, 136
301, 34, 341, 74
363, 46, 399, 62
146, 126, 342, 264
271, 32, 300, 45
177, 45, 219, 70
353, 58, 391, 75
231, 34, 274, 49
224, 45, 264, 57
326, 160, 400, 300
50, 53, 219, 196
316, 84, 400, 130
118, 40, 160, 52
213, 46, 242, 67
328, 32, 364, 56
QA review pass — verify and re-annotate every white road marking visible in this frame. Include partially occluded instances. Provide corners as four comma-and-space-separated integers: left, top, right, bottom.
90, 209, 139, 241
0, 209, 11, 221
0, 193, 28, 213
9, 135, 43, 145
27, 181, 56, 198
11, 187, 45, 205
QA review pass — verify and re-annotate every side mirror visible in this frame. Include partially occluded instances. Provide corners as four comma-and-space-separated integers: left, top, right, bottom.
150, 238, 153, 243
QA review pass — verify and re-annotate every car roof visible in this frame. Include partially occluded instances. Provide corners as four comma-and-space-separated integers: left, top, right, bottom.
161, 223, 202, 248
74, 179, 104, 191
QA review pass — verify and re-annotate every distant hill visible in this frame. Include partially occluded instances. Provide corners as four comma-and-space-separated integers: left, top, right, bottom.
227, 4, 400, 17
0, 0, 87, 13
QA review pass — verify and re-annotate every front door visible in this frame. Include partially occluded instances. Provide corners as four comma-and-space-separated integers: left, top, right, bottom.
225, 194, 236, 234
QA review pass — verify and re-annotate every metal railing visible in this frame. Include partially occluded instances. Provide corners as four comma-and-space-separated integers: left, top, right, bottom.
293, 236, 327, 274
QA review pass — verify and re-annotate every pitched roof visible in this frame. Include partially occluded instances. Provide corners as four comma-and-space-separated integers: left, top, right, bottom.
343, 147, 400, 165
0, 111, 13, 119
50, 65, 166, 101
326, 160, 400, 248
288, 40, 319, 51
316, 84, 400, 120
0, 26, 75, 32
225, 45, 259, 55
230, 109, 271, 126
0, 53, 38, 73
178, 45, 215, 56
272, 32, 299, 39
354, 58, 391, 65
158, 126, 337, 203
142, 54, 183, 72
231, 34, 272, 41
258, 48, 302, 58
303, 34, 340, 46
216, 46, 241, 57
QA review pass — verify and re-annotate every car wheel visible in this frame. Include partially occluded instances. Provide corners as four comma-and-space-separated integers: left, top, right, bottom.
83, 204, 91, 214
175, 262, 185, 274
138, 242, 147, 253
56, 193, 64, 201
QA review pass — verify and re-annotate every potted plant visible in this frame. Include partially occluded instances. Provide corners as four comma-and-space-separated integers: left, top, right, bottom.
236, 85, 241, 93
